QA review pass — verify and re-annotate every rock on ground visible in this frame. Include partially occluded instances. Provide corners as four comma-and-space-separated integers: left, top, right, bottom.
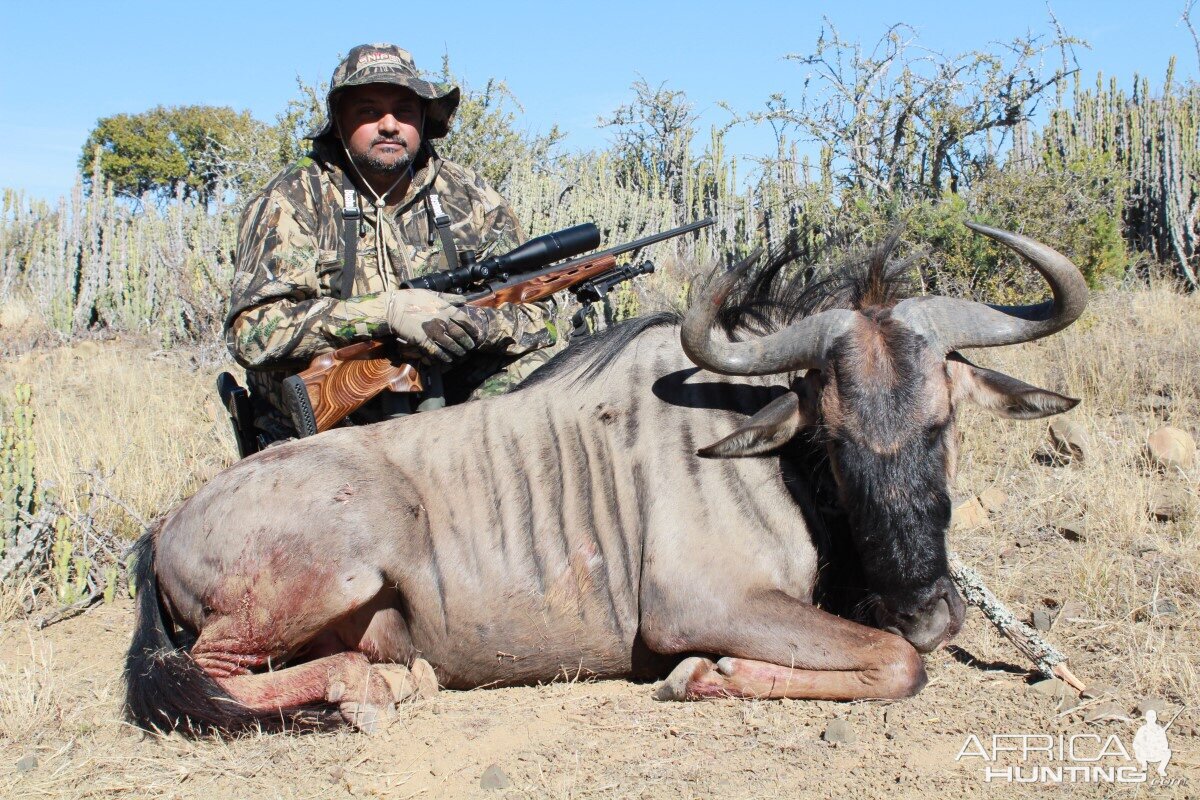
823, 718, 856, 745
1147, 426, 1195, 470
481, 764, 511, 791
1049, 419, 1090, 462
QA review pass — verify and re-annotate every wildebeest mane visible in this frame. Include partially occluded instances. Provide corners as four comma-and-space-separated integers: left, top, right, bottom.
716, 229, 916, 337
517, 230, 916, 389
514, 312, 681, 390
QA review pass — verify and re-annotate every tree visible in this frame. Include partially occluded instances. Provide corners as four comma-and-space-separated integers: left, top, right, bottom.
600, 79, 699, 209
426, 57, 563, 190
272, 77, 326, 171
81, 105, 267, 203
743, 18, 1079, 201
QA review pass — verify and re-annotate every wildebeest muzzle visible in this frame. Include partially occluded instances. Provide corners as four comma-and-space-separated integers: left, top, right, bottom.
877, 575, 965, 653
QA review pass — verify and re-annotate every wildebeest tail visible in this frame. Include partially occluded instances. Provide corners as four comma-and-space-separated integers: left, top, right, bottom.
123, 528, 333, 735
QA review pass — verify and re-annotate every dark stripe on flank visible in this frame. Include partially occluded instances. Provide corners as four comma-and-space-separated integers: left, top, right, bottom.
721, 456, 774, 541
548, 415, 573, 564
593, 425, 634, 612
622, 357, 646, 452
479, 408, 506, 556
413, 483, 449, 635
504, 426, 544, 593
571, 419, 625, 637
678, 413, 699, 478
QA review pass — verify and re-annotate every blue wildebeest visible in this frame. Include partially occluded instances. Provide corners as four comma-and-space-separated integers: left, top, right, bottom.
126, 223, 1087, 734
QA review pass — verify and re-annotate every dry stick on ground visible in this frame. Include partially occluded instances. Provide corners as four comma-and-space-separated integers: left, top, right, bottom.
947, 550, 1087, 692
30, 468, 145, 629
34, 588, 103, 629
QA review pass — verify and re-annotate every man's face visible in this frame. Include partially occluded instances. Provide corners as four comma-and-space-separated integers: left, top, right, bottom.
335, 84, 424, 176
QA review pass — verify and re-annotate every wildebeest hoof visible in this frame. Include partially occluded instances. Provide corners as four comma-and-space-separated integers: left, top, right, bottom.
654, 656, 716, 701
377, 659, 440, 702
340, 701, 396, 734
377, 665, 418, 702
410, 658, 440, 699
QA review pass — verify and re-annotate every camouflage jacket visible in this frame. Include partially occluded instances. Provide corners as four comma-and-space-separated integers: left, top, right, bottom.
225, 146, 557, 429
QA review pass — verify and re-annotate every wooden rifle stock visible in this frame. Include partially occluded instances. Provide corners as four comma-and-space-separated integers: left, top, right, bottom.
283, 253, 618, 436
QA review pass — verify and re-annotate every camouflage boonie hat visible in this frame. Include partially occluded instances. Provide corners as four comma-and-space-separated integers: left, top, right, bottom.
308, 44, 460, 142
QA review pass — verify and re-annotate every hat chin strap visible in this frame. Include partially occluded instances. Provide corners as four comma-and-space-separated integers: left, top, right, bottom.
335, 115, 416, 290
340, 143, 410, 206
334, 116, 412, 207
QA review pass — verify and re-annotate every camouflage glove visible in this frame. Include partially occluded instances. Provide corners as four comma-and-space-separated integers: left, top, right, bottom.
459, 305, 504, 349
385, 289, 481, 364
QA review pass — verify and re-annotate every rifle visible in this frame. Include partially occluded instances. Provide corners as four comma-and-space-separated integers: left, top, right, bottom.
281, 218, 715, 437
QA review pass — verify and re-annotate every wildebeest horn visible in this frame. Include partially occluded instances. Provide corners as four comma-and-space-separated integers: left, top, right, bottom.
681, 250, 855, 376
892, 222, 1088, 352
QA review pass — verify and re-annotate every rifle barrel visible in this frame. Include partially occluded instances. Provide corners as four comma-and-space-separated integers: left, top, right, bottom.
577, 217, 714, 266
464, 218, 713, 300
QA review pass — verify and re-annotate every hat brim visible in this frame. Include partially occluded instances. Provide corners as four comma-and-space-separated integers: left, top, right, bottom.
308, 77, 460, 141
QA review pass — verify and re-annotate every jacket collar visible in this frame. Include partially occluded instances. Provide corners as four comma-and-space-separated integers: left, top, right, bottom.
312, 141, 444, 215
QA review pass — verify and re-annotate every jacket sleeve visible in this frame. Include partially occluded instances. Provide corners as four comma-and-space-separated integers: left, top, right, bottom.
471, 183, 560, 355
223, 184, 391, 370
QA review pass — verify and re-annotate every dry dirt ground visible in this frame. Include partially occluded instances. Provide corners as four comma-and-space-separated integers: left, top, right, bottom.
0, 287, 1198, 798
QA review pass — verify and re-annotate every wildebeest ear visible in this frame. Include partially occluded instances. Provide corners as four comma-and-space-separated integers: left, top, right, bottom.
697, 391, 810, 458
947, 354, 1079, 420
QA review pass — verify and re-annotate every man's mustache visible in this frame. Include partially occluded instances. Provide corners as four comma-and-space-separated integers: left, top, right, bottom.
371, 137, 409, 149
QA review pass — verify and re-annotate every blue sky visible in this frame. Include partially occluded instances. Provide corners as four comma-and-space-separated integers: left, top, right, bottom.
2, 0, 1196, 200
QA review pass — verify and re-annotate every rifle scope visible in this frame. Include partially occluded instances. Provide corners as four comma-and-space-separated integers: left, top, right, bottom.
401, 223, 601, 293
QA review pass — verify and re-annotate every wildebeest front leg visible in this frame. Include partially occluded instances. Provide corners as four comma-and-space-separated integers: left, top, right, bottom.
200, 649, 392, 731
647, 590, 926, 701
191, 634, 437, 733
189, 601, 438, 733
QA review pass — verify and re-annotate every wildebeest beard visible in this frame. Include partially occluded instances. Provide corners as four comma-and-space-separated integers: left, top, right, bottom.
835, 438, 952, 602
823, 325, 952, 609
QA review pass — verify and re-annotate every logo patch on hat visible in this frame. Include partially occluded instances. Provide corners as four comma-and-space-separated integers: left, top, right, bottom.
359, 51, 406, 67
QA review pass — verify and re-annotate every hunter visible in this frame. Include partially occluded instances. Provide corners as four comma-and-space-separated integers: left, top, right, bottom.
225, 44, 558, 442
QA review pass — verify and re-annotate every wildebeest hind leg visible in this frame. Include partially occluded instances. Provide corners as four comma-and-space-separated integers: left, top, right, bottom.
648, 592, 926, 702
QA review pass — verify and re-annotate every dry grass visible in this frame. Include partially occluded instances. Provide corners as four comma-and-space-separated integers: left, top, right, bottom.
0, 338, 237, 540
0, 286, 1197, 798
952, 288, 1199, 702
